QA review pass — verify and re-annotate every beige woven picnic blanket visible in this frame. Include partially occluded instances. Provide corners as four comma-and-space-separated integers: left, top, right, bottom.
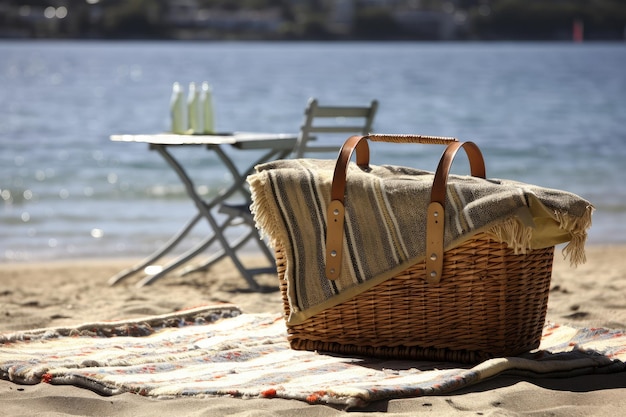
248, 159, 593, 325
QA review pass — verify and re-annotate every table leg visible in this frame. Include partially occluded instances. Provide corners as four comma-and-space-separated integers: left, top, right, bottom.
150, 145, 263, 290
107, 212, 203, 285
135, 232, 218, 287
109, 141, 292, 289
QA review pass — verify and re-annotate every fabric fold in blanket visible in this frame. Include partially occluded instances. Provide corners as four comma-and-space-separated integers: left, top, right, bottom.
248, 159, 593, 325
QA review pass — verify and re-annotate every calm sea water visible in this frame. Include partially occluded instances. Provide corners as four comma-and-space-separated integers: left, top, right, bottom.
1, 40, 625, 262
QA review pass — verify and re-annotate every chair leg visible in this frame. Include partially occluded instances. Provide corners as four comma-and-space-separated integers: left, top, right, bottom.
180, 222, 255, 275
181, 213, 276, 290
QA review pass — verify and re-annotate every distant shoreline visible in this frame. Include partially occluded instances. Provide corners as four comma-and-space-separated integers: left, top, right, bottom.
1, 37, 625, 43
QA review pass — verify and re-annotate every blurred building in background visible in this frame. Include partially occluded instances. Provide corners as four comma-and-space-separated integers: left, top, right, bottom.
0, 0, 625, 41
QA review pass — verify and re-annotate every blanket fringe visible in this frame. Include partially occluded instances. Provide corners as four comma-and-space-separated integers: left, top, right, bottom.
248, 174, 285, 251
556, 205, 594, 266
488, 205, 594, 267
487, 217, 534, 255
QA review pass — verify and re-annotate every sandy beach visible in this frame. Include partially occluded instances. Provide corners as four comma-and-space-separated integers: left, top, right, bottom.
1, 245, 625, 416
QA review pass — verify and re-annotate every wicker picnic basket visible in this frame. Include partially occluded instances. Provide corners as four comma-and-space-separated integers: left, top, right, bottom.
268, 134, 557, 364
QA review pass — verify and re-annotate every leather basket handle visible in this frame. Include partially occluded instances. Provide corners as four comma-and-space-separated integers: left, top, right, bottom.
325, 134, 458, 280
426, 141, 486, 283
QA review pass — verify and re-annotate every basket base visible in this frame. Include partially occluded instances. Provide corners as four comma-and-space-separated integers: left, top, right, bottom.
290, 339, 507, 363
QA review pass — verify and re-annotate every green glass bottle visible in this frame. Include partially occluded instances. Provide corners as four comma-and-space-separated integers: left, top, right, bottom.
170, 82, 186, 134
187, 82, 202, 134
201, 82, 214, 134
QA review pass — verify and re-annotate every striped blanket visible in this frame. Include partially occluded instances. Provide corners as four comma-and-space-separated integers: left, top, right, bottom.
248, 158, 593, 324
1, 306, 624, 408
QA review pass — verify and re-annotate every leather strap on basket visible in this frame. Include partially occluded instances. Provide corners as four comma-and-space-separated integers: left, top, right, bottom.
325, 134, 459, 280
426, 141, 486, 284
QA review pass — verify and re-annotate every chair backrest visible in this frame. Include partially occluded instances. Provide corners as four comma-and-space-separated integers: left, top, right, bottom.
293, 98, 378, 158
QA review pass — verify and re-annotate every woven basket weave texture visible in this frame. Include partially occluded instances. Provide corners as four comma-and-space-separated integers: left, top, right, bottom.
277, 233, 554, 363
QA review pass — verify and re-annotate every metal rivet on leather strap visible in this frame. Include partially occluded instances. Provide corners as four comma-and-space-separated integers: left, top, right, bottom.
325, 200, 345, 280
426, 201, 445, 284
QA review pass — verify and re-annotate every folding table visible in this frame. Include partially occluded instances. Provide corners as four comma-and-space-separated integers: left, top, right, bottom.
107, 132, 298, 289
